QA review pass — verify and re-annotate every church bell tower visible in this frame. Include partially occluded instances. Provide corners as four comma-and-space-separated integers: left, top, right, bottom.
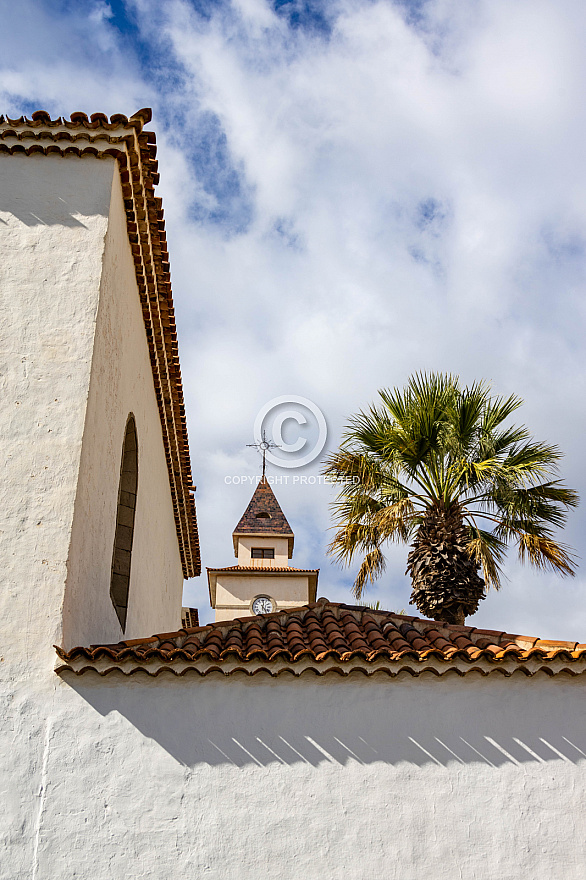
207, 477, 319, 621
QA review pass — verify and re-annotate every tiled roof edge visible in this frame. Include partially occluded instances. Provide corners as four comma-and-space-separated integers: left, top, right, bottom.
55, 601, 586, 678
56, 654, 586, 678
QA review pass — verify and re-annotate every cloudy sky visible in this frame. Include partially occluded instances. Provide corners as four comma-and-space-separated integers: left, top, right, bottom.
3, 0, 586, 637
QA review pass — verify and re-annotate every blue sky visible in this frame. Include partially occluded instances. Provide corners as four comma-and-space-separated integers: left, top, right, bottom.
3, 0, 586, 637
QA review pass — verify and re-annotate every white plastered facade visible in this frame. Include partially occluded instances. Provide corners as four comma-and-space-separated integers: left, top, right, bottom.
3, 670, 586, 879
0, 149, 186, 879
0, 152, 184, 655
62, 160, 184, 649
236, 535, 290, 565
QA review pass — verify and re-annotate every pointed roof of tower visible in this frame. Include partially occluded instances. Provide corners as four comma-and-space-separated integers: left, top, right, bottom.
233, 477, 294, 555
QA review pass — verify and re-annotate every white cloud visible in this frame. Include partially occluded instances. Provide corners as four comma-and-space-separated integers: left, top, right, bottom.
2, 0, 586, 637
0, 0, 150, 116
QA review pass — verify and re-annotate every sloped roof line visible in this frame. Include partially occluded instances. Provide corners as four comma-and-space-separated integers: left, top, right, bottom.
55, 601, 586, 678
233, 476, 293, 536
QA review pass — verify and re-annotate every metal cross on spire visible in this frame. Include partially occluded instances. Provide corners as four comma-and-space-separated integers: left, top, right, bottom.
247, 430, 280, 477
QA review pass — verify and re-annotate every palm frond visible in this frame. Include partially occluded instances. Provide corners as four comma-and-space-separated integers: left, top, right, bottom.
448, 379, 490, 453
520, 481, 579, 508
352, 547, 387, 600
502, 441, 562, 479
466, 527, 507, 591
356, 599, 398, 611
481, 393, 524, 434
328, 521, 379, 565
486, 424, 531, 457
328, 496, 418, 565
491, 480, 579, 536
371, 498, 418, 542
517, 533, 577, 577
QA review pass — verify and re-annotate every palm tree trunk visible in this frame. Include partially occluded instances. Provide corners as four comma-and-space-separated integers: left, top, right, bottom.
406, 501, 485, 624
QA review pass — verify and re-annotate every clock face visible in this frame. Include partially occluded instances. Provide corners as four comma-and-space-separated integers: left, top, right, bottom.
252, 596, 275, 615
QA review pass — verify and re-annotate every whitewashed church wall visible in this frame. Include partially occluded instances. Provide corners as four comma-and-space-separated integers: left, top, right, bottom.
62, 166, 184, 650
0, 155, 112, 875
0, 154, 112, 665
0, 154, 186, 873
3, 671, 584, 880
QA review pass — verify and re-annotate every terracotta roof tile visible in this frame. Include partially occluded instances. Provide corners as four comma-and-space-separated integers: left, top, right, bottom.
0, 110, 199, 577
534, 639, 578, 650
56, 601, 586, 678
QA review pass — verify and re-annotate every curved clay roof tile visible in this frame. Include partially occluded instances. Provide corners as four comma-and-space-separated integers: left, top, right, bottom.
56, 601, 586, 678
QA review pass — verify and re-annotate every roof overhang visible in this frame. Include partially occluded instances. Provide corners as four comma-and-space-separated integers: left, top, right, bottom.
58, 650, 586, 679
55, 602, 586, 679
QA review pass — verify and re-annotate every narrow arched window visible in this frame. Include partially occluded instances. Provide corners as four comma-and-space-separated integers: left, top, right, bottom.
110, 416, 138, 631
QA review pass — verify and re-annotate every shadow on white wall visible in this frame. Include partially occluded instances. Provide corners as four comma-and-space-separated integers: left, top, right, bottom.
63, 672, 586, 769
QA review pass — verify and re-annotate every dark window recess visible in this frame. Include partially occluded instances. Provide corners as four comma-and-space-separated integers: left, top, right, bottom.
110, 416, 138, 632
255, 511, 271, 519
251, 548, 275, 559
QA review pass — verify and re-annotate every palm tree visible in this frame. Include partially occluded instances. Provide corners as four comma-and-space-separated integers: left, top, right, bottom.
324, 373, 578, 625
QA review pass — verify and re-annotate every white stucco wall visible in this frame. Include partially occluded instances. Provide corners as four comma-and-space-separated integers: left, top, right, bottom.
0, 154, 112, 877
62, 165, 184, 650
0, 154, 112, 661
0, 152, 187, 876
215, 573, 311, 620
0, 150, 184, 653
236, 536, 290, 565
3, 670, 586, 880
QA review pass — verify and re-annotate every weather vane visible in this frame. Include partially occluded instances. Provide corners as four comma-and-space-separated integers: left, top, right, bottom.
247, 430, 280, 477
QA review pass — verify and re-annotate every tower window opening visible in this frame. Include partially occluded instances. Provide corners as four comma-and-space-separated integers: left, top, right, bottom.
251, 548, 274, 559
255, 511, 271, 519
110, 415, 138, 631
